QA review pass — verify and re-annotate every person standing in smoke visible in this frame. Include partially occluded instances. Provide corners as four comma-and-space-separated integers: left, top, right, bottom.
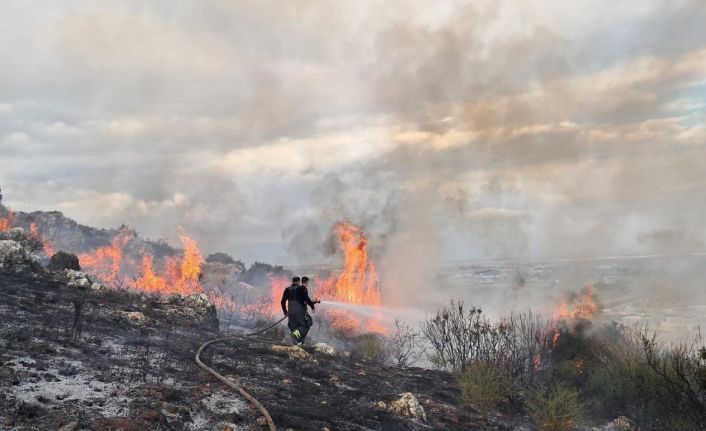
300, 276, 318, 340
280, 276, 318, 345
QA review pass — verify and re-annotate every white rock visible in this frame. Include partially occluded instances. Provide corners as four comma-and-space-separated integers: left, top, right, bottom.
272, 344, 312, 360
61, 269, 92, 289
0, 240, 29, 272
599, 416, 637, 431
313, 343, 336, 356
388, 392, 427, 422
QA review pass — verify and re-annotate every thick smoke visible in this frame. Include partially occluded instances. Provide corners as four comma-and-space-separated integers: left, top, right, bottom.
1, 1, 705, 332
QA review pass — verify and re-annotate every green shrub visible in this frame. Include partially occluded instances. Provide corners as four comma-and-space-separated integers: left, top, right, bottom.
351, 333, 385, 362
528, 386, 584, 431
457, 362, 515, 413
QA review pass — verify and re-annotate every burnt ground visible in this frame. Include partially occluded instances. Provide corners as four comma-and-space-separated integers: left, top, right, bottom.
0, 271, 531, 431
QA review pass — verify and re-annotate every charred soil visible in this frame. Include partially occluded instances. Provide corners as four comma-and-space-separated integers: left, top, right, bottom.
0, 271, 525, 431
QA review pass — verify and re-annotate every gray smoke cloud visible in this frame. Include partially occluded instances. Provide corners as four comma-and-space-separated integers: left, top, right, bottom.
1, 0, 705, 300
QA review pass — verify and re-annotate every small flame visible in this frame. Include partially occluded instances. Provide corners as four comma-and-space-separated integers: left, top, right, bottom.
0, 211, 15, 232
554, 284, 599, 323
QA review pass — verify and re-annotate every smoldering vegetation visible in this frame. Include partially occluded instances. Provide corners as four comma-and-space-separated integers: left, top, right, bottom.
294, 299, 706, 431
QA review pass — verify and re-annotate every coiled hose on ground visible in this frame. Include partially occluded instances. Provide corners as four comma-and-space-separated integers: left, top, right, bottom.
195, 316, 287, 431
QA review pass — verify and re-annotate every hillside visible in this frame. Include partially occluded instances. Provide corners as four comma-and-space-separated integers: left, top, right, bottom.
0, 248, 528, 431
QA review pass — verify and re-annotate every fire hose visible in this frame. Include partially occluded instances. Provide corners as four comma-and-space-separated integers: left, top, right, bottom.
195, 316, 287, 431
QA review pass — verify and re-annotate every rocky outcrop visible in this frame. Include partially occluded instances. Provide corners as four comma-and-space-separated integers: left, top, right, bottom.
271, 345, 312, 360
387, 392, 427, 422
0, 240, 31, 273
161, 293, 219, 329
313, 343, 336, 356
58, 269, 92, 289
48, 251, 81, 272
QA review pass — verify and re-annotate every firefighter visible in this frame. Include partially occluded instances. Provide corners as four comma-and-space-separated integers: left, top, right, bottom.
280, 276, 318, 345
300, 276, 318, 340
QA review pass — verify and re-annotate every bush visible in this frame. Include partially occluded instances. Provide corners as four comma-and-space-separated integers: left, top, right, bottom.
457, 362, 515, 413
384, 319, 425, 367
351, 333, 386, 362
421, 300, 494, 371
528, 386, 584, 431
642, 331, 706, 430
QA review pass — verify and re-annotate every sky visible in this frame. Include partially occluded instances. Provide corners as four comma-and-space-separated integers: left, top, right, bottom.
1, 0, 705, 268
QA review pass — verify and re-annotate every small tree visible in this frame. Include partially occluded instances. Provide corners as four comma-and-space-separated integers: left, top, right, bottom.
642, 331, 706, 429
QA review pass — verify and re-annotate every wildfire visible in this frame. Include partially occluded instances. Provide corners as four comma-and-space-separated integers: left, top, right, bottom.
318, 222, 381, 306
547, 284, 601, 349
177, 227, 203, 286
29, 223, 56, 256
131, 226, 207, 295
135, 255, 167, 293
76, 225, 205, 296
0, 211, 15, 232
314, 221, 386, 334
268, 275, 290, 316
78, 228, 133, 284
554, 284, 599, 323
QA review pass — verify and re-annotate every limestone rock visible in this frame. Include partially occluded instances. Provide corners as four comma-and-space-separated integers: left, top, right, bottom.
0, 240, 30, 273
60, 269, 92, 289
162, 292, 219, 329
272, 344, 312, 360
599, 416, 637, 431
313, 342, 336, 356
387, 392, 427, 422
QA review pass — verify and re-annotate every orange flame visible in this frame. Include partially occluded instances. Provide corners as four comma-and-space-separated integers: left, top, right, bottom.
547, 284, 600, 350
0, 211, 15, 232
554, 285, 599, 323
29, 223, 56, 256
318, 222, 381, 306
78, 229, 132, 283
134, 254, 167, 293
131, 227, 204, 295
315, 222, 386, 333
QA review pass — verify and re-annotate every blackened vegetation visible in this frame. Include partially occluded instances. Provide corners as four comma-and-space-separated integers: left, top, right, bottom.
0, 271, 222, 430
1, 271, 529, 430
201, 338, 508, 431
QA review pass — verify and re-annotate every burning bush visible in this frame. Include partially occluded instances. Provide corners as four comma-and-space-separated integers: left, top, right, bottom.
421, 296, 706, 430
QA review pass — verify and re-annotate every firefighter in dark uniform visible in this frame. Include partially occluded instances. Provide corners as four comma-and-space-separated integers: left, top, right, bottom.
280, 276, 319, 345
